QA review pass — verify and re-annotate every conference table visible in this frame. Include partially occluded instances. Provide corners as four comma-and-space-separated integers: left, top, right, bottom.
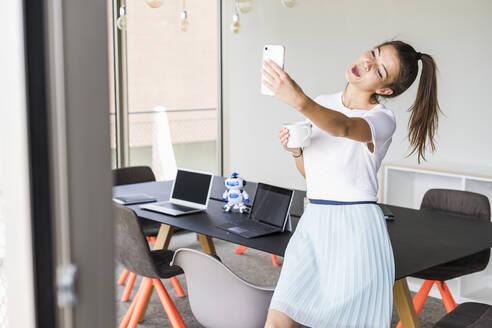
114, 176, 492, 328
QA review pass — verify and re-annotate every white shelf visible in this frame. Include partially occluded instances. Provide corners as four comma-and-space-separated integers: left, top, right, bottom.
460, 287, 492, 305
465, 178, 492, 203
382, 163, 492, 304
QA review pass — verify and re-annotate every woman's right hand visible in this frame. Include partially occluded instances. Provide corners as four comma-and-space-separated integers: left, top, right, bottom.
279, 128, 302, 156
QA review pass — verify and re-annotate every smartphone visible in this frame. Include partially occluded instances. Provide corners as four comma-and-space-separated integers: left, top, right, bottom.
261, 45, 285, 96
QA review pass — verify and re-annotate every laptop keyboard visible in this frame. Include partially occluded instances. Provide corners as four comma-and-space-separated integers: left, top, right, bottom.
166, 203, 196, 212
237, 220, 279, 234
217, 220, 280, 238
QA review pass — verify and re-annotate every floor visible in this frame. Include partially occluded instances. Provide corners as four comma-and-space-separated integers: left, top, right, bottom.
116, 232, 447, 327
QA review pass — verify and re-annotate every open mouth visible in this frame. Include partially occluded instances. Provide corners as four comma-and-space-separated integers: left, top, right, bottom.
351, 65, 360, 78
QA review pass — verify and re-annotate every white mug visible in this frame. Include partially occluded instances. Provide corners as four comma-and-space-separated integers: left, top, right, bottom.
283, 121, 312, 148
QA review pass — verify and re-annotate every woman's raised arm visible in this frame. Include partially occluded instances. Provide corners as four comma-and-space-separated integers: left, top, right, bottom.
263, 60, 373, 144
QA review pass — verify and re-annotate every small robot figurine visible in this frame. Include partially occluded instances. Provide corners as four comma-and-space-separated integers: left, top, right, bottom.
222, 172, 250, 213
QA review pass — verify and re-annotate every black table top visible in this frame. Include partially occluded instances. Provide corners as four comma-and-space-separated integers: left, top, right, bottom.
114, 178, 492, 281
115, 178, 301, 259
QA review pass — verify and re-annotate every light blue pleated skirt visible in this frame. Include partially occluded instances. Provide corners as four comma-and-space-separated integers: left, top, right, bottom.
269, 201, 395, 328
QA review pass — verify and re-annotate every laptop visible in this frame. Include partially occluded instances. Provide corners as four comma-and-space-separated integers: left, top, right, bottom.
216, 183, 294, 238
113, 193, 156, 205
140, 168, 214, 216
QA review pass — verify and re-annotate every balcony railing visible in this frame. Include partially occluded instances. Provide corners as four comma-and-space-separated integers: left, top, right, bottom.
109, 107, 217, 149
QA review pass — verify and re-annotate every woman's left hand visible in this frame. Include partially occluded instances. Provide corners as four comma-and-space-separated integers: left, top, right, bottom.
262, 60, 309, 111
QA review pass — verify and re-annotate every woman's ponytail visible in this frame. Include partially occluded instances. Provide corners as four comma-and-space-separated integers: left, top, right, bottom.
406, 53, 442, 163
375, 40, 443, 164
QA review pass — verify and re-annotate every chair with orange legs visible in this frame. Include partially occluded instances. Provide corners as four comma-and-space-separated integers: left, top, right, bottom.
114, 203, 187, 328
396, 189, 490, 328
113, 166, 177, 302
234, 245, 280, 266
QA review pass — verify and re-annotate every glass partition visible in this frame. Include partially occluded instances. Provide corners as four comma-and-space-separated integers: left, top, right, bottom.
110, 0, 219, 178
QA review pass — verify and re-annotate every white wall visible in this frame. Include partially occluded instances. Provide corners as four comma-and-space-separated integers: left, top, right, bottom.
222, 0, 492, 191
0, 1, 36, 327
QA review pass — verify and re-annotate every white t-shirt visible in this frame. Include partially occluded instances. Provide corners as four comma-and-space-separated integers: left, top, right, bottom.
303, 92, 396, 202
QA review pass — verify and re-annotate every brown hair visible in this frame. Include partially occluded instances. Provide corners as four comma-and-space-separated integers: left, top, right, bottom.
375, 40, 442, 163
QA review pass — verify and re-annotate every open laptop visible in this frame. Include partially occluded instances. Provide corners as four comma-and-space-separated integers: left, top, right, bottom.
140, 168, 214, 216
216, 183, 293, 238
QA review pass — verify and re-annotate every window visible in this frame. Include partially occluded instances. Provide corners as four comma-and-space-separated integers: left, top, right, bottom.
110, 0, 220, 178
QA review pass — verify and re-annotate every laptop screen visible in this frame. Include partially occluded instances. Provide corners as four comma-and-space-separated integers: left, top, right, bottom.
171, 170, 212, 205
249, 183, 293, 228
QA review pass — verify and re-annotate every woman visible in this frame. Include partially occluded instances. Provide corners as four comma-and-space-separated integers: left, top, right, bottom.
262, 40, 442, 327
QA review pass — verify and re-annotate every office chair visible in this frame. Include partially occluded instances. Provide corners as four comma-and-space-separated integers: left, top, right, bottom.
114, 203, 186, 328
171, 248, 275, 328
113, 165, 157, 186
434, 302, 492, 327
113, 166, 164, 301
396, 189, 491, 328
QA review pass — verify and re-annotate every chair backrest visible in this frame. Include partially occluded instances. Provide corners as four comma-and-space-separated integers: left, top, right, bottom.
421, 189, 491, 272
171, 248, 275, 328
113, 203, 161, 278
421, 189, 491, 221
112, 166, 156, 186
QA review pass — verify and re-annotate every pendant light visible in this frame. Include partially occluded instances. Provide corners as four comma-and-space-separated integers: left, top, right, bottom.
231, 0, 241, 33
236, 0, 253, 14
116, 2, 127, 30
145, 0, 163, 8
179, 0, 190, 32
281, 0, 296, 8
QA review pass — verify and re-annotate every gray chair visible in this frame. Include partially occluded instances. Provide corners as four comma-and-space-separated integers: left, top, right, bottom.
113, 166, 162, 300
413, 189, 490, 281
434, 302, 492, 327
113, 166, 161, 237
400, 189, 491, 326
171, 248, 275, 328
114, 203, 186, 328
113, 165, 156, 186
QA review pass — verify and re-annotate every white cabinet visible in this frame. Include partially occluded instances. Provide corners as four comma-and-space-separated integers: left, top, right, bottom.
381, 163, 492, 304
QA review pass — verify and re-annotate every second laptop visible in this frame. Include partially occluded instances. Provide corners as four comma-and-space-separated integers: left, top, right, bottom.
217, 183, 293, 238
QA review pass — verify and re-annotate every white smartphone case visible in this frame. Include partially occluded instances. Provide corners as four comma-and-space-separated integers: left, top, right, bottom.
261, 45, 285, 96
